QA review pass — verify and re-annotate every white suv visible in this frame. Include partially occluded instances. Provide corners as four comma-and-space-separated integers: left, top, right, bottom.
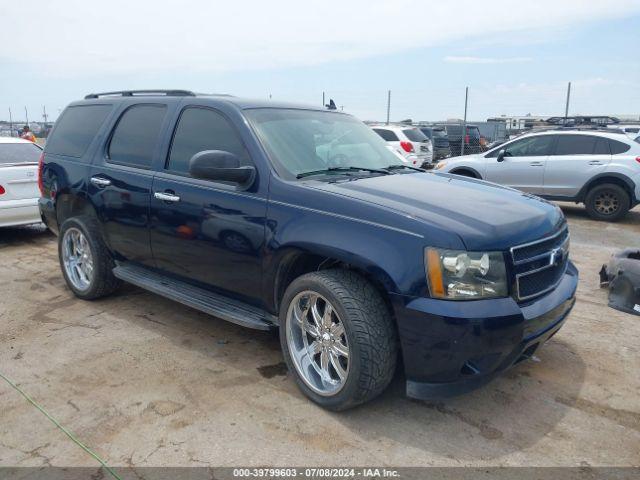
371, 125, 433, 167
435, 129, 640, 221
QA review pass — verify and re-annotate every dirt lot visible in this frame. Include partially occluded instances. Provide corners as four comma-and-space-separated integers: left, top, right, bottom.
0, 204, 639, 468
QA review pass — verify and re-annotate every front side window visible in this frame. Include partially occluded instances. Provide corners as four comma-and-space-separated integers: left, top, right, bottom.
108, 104, 167, 168
487, 135, 554, 157
167, 107, 251, 175
554, 135, 597, 155
373, 129, 399, 142
0, 143, 42, 164
246, 109, 403, 179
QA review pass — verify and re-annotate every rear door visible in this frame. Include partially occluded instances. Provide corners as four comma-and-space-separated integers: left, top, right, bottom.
484, 134, 555, 194
0, 142, 41, 201
87, 102, 172, 266
543, 134, 611, 197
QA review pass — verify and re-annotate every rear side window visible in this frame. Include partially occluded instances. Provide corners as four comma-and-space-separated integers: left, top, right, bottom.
45, 105, 112, 158
167, 107, 251, 175
554, 135, 597, 155
403, 129, 428, 142
609, 139, 631, 154
108, 104, 167, 168
373, 129, 399, 142
0, 143, 42, 164
593, 138, 610, 155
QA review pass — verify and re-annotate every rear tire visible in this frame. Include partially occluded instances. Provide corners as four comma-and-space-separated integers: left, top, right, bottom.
584, 184, 630, 222
58, 215, 121, 300
279, 270, 397, 411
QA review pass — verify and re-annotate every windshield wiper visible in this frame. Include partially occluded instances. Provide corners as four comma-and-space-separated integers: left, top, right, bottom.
384, 164, 425, 172
296, 166, 392, 179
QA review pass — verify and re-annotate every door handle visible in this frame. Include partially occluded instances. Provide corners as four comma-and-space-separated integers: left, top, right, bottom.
154, 191, 181, 202
529, 161, 544, 166
90, 176, 111, 187
588, 161, 604, 165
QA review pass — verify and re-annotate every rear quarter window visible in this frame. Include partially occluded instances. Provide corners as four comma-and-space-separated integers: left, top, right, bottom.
0, 143, 42, 164
402, 129, 428, 142
609, 139, 631, 154
373, 129, 399, 142
45, 104, 112, 158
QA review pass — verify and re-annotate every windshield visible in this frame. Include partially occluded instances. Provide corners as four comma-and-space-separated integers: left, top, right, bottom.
245, 109, 403, 179
0, 142, 42, 164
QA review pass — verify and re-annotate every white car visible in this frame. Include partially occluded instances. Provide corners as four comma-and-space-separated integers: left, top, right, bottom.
371, 125, 433, 167
0, 137, 43, 227
435, 129, 640, 221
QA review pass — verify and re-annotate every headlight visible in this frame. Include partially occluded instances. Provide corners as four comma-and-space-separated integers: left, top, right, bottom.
434, 161, 446, 170
425, 248, 508, 300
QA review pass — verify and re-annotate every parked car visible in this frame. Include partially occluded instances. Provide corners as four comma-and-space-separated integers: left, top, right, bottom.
371, 124, 433, 167
435, 129, 640, 221
0, 137, 43, 227
433, 123, 482, 156
608, 124, 640, 139
40, 90, 577, 410
417, 126, 450, 160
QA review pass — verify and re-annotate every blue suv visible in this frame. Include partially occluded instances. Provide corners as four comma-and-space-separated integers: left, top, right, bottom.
38, 90, 578, 410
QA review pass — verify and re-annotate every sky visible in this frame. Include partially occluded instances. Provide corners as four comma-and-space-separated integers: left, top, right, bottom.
1, 0, 639, 123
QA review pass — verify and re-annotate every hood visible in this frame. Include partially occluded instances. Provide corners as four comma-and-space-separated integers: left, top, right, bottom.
307, 172, 565, 251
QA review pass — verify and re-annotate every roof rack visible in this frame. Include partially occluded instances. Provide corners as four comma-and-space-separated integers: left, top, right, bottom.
84, 89, 196, 99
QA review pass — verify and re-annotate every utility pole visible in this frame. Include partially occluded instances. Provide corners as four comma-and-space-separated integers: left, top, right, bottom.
8, 108, 14, 137
564, 81, 571, 123
322, 91, 325, 107
42, 105, 49, 124
461, 86, 469, 157
386, 90, 391, 125
24, 107, 29, 127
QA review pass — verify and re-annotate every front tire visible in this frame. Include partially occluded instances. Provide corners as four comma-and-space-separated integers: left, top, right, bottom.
58, 215, 121, 300
279, 270, 397, 411
584, 184, 630, 222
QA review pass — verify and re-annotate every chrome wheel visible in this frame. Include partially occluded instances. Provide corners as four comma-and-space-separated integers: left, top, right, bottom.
61, 227, 94, 291
594, 191, 620, 215
285, 291, 350, 396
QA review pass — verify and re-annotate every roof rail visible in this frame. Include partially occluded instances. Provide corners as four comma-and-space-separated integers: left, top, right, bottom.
84, 89, 196, 99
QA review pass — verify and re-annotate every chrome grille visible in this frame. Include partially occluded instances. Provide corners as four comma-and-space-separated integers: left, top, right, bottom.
511, 227, 570, 301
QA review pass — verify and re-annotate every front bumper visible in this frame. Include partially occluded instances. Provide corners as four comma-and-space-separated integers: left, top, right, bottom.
392, 261, 578, 399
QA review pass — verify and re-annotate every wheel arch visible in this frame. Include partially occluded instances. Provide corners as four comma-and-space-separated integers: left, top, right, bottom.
578, 173, 636, 203
450, 166, 481, 179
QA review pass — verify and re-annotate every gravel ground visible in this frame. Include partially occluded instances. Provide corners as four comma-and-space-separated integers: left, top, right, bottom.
0, 204, 638, 468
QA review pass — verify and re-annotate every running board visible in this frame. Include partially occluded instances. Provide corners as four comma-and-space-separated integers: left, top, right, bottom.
113, 264, 276, 330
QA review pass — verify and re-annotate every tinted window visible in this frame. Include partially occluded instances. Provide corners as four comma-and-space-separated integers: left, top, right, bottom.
0, 143, 42, 164
419, 128, 433, 139
46, 105, 112, 158
593, 137, 610, 155
108, 105, 167, 168
403, 129, 428, 142
554, 135, 597, 155
488, 135, 554, 157
373, 129, 399, 141
167, 107, 251, 175
432, 129, 447, 138
624, 128, 639, 133
467, 127, 480, 139
609, 139, 631, 154
444, 125, 462, 136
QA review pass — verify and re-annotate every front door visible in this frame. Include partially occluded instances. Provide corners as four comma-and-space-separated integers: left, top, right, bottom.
543, 134, 611, 198
149, 106, 266, 304
484, 134, 555, 194
87, 102, 169, 266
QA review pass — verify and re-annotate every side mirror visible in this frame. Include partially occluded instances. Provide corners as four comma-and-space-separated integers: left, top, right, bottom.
189, 150, 255, 185
496, 149, 506, 162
